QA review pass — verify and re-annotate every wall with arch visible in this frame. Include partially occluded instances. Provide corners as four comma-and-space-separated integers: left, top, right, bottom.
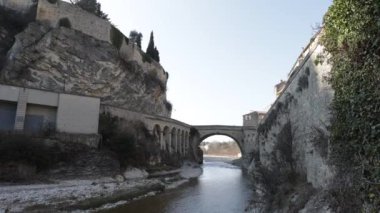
148, 117, 191, 157
191, 125, 259, 167
101, 105, 191, 158
100, 105, 258, 164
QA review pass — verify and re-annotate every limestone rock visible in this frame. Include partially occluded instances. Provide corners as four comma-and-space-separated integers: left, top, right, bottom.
179, 161, 202, 179
123, 167, 149, 180
114, 174, 125, 182
0, 22, 171, 117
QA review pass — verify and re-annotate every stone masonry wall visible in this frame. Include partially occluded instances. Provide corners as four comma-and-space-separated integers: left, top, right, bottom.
36, 0, 168, 84
253, 34, 335, 189
36, 0, 110, 42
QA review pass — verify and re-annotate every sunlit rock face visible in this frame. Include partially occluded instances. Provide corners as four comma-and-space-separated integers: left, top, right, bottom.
0, 22, 171, 117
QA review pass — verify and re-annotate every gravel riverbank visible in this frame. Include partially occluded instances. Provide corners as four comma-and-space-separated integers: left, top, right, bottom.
0, 162, 202, 212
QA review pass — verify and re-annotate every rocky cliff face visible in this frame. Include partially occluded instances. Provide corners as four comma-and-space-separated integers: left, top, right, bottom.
0, 21, 171, 117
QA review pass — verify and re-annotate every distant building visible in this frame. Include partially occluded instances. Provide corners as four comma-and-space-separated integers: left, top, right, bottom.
243, 111, 266, 127
275, 80, 287, 97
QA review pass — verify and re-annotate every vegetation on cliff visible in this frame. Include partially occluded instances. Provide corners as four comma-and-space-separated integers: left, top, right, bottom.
322, 0, 380, 210
146, 31, 160, 62
0, 134, 119, 181
99, 112, 159, 168
71, 0, 108, 20
129, 30, 143, 48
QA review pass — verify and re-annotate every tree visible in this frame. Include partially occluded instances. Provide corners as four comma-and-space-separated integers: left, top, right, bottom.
70, 0, 108, 20
129, 30, 143, 48
146, 31, 160, 62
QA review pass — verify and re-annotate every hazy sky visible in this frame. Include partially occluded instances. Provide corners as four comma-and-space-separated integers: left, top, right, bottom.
87, 1, 332, 128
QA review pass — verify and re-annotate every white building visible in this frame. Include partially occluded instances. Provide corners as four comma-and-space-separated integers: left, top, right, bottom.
0, 84, 100, 135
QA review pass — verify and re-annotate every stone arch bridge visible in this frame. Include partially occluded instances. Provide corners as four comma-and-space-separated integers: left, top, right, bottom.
145, 118, 258, 163
192, 125, 245, 153
101, 106, 258, 163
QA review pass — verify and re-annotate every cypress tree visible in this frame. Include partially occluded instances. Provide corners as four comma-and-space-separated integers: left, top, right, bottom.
146, 31, 160, 62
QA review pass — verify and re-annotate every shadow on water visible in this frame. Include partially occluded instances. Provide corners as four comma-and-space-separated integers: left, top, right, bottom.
106, 157, 253, 213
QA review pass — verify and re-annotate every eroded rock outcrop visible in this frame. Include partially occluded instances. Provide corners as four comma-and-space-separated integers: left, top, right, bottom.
0, 22, 171, 117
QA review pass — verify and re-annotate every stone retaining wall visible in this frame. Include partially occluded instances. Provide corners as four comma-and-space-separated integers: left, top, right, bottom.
253, 34, 335, 189
36, 0, 168, 84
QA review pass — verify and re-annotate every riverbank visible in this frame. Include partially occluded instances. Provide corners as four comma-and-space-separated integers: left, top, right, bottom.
0, 162, 202, 212
104, 159, 253, 213
203, 155, 242, 166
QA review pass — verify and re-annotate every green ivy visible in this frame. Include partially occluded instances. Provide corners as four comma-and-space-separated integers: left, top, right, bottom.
321, 0, 380, 209
258, 93, 295, 136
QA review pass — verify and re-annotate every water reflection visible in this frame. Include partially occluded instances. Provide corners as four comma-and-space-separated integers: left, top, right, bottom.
107, 158, 253, 213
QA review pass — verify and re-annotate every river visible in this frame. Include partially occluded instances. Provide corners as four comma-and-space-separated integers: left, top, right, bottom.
106, 157, 253, 213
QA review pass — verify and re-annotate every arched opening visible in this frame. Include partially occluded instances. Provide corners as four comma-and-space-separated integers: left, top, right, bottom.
163, 126, 170, 152
181, 130, 185, 156
153, 124, 161, 146
199, 134, 242, 162
184, 131, 189, 155
176, 129, 181, 155
171, 127, 177, 154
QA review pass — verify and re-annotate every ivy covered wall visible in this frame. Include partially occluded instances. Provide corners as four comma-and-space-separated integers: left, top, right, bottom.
322, 0, 380, 210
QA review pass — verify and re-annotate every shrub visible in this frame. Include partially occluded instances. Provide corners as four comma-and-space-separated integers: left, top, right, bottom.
105, 133, 137, 165
144, 70, 167, 92
0, 135, 63, 171
164, 100, 172, 112
98, 112, 120, 143
129, 30, 142, 47
72, 0, 108, 20
110, 25, 123, 50
58, 18, 71, 28
106, 122, 157, 168
99, 113, 157, 167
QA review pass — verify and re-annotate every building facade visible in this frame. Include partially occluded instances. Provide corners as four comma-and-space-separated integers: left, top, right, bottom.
0, 84, 100, 135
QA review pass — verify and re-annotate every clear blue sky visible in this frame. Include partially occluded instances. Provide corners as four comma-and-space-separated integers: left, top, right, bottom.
96, 0, 331, 127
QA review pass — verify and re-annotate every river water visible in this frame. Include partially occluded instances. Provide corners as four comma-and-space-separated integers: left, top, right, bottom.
107, 157, 253, 213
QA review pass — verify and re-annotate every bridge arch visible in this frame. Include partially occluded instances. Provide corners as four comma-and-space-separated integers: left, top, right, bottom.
193, 126, 245, 154
153, 124, 161, 146
171, 127, 177, 153
199, 133, 243, 154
